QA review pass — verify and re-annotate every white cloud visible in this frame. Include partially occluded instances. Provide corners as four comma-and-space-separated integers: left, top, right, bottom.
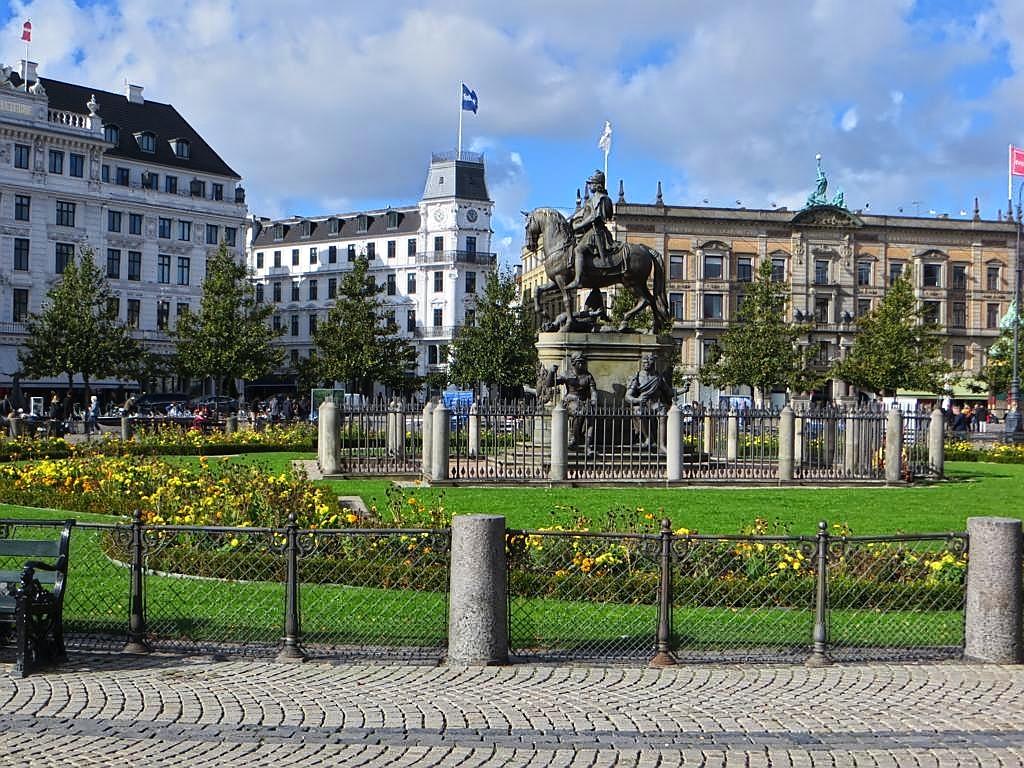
840, 107, 859, 132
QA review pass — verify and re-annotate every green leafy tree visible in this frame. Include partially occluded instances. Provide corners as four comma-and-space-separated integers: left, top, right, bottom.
449, 268, 538, 398
832, 269, 951, 397
313, 256, 417, 395
608, 287, 652, 332
699, 260, 810, 400
174, 245, 282, 394
19, 246, 140, 398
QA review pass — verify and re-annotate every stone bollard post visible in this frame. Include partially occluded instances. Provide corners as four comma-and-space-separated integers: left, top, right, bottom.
120, 415, 131, 441
421, 401, 434, 479
964, 517, 1022, 664
468, 403, 481, 458
843, 412, 856, 475
726, 410, 739, 462
794, 412, 804, 466
432, 402, 450, 482
318, 401, 340, 476
225, 415, 238, 435
549, 403, 567, 482
885, 407, 903, 484
394, 401, 406, 459
386, 398, 399, 456
666, 404, 682, 482
778, 406, 794, 482
929, 408, 945, 478
703, 412, 714, 456
447, 515, 508, 665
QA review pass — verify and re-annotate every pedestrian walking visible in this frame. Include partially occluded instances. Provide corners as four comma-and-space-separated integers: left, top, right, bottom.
85, 395, 100, 436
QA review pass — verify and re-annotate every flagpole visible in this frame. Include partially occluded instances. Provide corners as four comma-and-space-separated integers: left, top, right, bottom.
457, 83, 463, 159
1010, 144, 1014, 220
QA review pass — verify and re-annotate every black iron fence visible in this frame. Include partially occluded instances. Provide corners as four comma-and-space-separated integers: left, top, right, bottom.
337, 402, 424, 476
449, 402, 550, 481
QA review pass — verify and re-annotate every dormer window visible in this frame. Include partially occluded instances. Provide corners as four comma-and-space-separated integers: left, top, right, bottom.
135, 131, 156, 153
327, 217, 339, 235
356, 214, 369, 234
170, 139, 191, 159
274, 224, 284, 241
104, 124, 120, 145
302, 220, 313, 238
386, 210, 399, 230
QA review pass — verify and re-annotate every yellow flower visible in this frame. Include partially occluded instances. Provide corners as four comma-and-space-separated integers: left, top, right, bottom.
345, 513, 358, 525
230, 537, 239, 547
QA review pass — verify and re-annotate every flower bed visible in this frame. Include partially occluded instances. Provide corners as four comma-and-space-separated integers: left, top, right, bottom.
944, 440, 1024, 463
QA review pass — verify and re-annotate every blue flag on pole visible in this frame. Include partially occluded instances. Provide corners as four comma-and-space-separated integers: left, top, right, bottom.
462, 83, 478, 114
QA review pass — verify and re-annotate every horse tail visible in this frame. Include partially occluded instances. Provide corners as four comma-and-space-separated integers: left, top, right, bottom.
649, 247, 671, 330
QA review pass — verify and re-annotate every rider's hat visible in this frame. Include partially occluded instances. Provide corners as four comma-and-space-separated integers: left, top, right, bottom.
587, 169, 606, 190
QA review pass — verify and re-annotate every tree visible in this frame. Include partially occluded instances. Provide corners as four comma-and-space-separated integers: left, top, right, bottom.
174, 245, 282, 394
608, 287, 652, 332
979, 305, 1023, 397
313, 256, 417, 395
449, 268, 538, 398
19, 246, 140, 398
832, 269, 951, 397
698, 259, 810, 401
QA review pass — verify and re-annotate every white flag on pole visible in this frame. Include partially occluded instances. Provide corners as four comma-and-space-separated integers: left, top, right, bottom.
598, 121, 612, 153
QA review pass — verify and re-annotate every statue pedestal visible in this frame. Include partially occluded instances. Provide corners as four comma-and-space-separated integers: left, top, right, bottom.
536, 332, 677, 403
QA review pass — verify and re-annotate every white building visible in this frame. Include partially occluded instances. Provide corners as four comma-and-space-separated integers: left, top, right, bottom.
246, 151, 495, 393
0, 60, 246, 394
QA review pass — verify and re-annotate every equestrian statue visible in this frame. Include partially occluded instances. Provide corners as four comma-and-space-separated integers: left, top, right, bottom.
524, 170, 671, 334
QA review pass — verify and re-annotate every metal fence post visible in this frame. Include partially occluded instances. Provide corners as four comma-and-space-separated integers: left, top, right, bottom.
778, 406, 794, 483
432, 402, 450, 482
929, 407, 945, 478
650, 518, 676, 667
665, 405, 682, 482
885, 407, 904, 484
806, 520, 831, 667
422, 401, 434, 479
122, 509, 151, 654
276, 512, 306, 662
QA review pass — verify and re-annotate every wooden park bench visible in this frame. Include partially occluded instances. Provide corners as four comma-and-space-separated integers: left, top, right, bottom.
0, 521, 73, 677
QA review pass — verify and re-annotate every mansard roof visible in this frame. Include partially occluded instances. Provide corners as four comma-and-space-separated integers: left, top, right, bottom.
251, 208, 421, 248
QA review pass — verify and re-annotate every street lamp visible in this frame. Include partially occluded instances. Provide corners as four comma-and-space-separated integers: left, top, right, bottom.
1005, 183, 1024, 440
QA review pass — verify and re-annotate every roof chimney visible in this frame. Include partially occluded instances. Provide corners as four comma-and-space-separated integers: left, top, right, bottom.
126, 83, 144, 104
20, 60, 37, 87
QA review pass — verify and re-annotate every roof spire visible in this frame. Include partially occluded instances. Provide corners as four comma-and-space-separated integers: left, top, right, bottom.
655, 181, 663, 206
617, 179, 625, 204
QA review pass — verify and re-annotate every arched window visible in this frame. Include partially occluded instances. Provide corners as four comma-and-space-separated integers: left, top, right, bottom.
135, 131, 156, 153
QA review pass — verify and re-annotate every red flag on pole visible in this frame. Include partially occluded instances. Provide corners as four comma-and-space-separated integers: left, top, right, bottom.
1012, 145, 1024, 178
21, 21, 31, 42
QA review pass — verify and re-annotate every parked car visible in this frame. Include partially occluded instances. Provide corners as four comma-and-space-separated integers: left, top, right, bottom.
192, 395, 238, 415
134, 393, 192, 415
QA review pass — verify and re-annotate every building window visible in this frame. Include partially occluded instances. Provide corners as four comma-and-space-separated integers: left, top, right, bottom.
857, 298, 871, 317
14, 239, 29, 272
433, 271, 443, 292
12, 288, 28, 322
328, 245, 337, 263
69, 153, 84, 178
701, 340, 720, 365
987, 265, 1000, 292
465, 236, 477, 255
408, 273, 417, 294
126, 299, 140, 328
987, 303, 1000, 329
14, 194, 30, 221
104, 125, 120, 145
177, 256, 190, 286
889, 262, 905, 284
256, 252, 264, 269
99, 165, 108, 182
13, 144, 29, 169
923, 263, 942, 288
670, 292, 684, 320
465, 272, 476, 294
428, 345, 438, 365
814, 259, 829, 285
212, 183, 223, 201
386, 274, 396, 296
106, 249, 120, 279
108, 210, 122, 233
273, 251, 281, 268
291, 282, 300, 302
158, 254, 171, 284
128, 251, 141, 281
328, 278, 337, 299
951, 302, 966, 328
129, 213, 143, 235
433, 236, 444, 253
669, 252, 684, 280
273, 282, 282, 303
142, 171, 158, 190
952, 345, 966, 367
136, 132, 156, 153
387, 240, 396, 259
356, 214, 368, 234
771, 256, 786, 283
387, 210, 399, 230
465, 308, 476, 326
177, 302, 189, 319
702, 293, 723, 319
158, 218, 172, 239
366, 242, 376, 260
347, 244, 356, 261
407, 309, 416, 332
433, 308, 443, 327
951, 264, 967, 290
814, 297, 830, 323
165, 176, 178, 194
923, 301, 941, 325
309, 279, 318, 301
225, 227, 237, 247
206, 224, 219, 245
174, 139, 191, 159
309, 315, 318, 335
157, 300, 170, 330
290, 315, 299, 337
48, 149, 64, 174
255, 284, 264, 303
291, 249, 299, 266
178, 221, 192, 241
736, 257, 752, 283
107, 297, 119, 319
272, 315, 281, 332
116, 167, 130, 186
55, 201, 76, 228
857, 260, 871, 286
703, 254, 723, 280
408, 239, 416, 257
309, 247, 317, 265
54, 242, 74, 274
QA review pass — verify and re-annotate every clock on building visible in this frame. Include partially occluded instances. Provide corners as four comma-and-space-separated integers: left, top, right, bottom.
433, 208, 445, 223
466, 209, 478, 223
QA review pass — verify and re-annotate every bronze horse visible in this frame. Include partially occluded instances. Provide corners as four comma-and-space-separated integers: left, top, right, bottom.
524, 207, 671, 333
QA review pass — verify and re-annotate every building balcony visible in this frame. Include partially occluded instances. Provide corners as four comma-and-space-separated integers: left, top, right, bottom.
414, 250, 497, 266
415, 324, 461, 339
0, 322, 28, 336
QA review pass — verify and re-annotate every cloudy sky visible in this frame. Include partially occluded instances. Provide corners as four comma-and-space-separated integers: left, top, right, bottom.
1, 0, 1022, 265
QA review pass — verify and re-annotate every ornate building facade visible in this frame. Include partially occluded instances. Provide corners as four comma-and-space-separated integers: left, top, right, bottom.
245, 151, 495, 391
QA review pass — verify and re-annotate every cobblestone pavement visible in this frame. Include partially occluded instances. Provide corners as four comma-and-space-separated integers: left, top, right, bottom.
2, 654, 1024, 766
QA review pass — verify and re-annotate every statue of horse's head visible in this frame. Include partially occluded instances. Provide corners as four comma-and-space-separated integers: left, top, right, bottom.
523, 208, 569, 253
523, 209, 540, 251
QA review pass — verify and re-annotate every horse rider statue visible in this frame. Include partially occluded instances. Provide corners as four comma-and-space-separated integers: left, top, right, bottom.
565, 169, 616, 290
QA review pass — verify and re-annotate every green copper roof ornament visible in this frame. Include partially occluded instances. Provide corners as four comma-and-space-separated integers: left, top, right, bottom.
804, 153, 847, 209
